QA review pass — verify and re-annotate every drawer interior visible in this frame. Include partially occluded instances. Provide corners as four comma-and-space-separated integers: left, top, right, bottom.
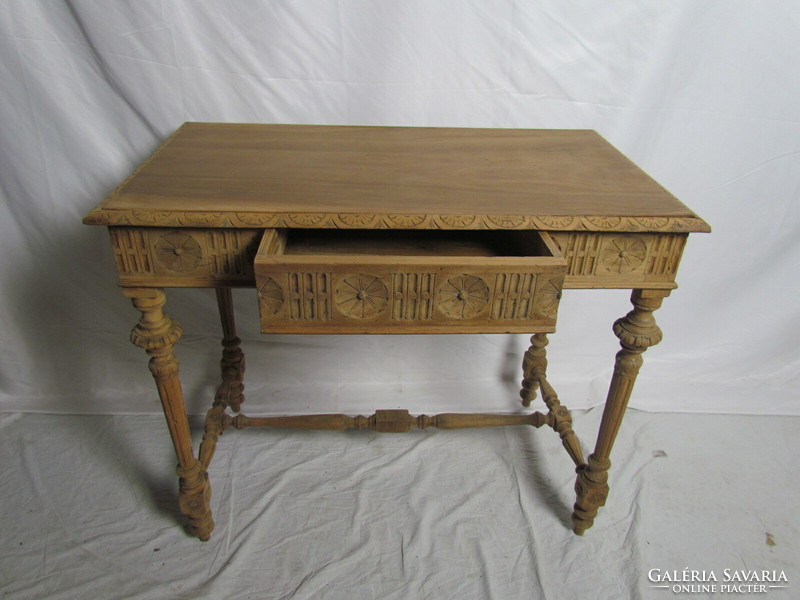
272, 228, 560, 259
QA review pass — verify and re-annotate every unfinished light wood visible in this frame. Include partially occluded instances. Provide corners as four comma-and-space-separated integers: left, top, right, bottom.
520, 333, 549, 406
550, 232, 688, 289
83, 123, 710, 234
84, 123, 710, 541
124, 287, 214, 540
225, 409, 553, 432
108, 227, 262, 287
106, 226, 689, 291
254, 228, 566, 333
572, 289, 670, 535
215, 287, 246, 412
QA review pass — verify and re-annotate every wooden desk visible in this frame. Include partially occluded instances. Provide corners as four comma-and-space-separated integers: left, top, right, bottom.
84, 123, 709, 540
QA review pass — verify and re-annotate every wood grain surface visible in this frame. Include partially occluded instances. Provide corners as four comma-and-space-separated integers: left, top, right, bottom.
84, 123, 709, 232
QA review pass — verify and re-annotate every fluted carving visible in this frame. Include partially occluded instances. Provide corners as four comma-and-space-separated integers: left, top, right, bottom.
125, 288, 214, 541
572, 289, 670, 535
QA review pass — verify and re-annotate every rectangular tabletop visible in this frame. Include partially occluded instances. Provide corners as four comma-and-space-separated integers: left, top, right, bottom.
84, 123, 709, 233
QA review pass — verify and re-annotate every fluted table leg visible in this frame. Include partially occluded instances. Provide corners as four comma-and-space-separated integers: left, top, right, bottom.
125, 287, 214, 541
572, 289, 670, 535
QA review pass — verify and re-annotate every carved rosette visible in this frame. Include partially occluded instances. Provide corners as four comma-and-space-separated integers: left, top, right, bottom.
537, 216, 576, 229
586, 216, 623, 230
181, 212, 225, 226
634, 217, 670, 230
335, 213, 378, 228
286, 213, 327, 227
335, 274, 389, 318
258, 276, 284, 316
155, 232, 203, 272
487, 215, 527, 229
132, 209, 174, 225
385, 214, 428, 228
436, 215, 476, 228
599, 235, 647, 274
87, 207, 710, 232
533, 277, 563, 319
437, 275, 490, 319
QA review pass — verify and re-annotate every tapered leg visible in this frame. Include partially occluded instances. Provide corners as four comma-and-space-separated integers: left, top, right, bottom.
125, 287, 214, 541
215, 287, 245, 412
572, 289, 670, 535
520, 333, 548, 407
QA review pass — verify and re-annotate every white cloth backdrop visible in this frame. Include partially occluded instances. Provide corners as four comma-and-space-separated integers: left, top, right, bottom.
1, 1, 798, 417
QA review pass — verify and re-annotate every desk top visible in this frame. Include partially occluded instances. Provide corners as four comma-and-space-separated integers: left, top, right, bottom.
84, 123, 709, 233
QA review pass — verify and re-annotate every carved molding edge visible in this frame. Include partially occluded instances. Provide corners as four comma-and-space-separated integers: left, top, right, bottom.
85, 210, 711, 233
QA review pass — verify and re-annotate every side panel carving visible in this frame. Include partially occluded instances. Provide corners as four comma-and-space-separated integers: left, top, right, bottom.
109, 227, 261, 286
549, 232, 686, 288
110, 228, 153, 274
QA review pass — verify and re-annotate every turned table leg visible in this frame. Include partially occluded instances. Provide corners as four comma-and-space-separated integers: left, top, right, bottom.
572, 289, 670, 535
124, 288, 214, 541
215, 287, 245, 412
520, 333, 548, 407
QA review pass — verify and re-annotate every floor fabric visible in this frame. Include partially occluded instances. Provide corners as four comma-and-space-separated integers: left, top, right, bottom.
1, 410, 797, 599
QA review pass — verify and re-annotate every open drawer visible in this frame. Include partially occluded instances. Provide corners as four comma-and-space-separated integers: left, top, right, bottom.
254, 229, 566, 333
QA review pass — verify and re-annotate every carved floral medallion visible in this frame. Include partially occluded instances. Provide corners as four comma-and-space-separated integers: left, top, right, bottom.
386, 214, 427, 227
437, 215, 476, 228
286, 213, 327, 227
599, 235, 647, 273
335, 274, 389, 318
537, 216, 575, 229
155, 232, 203, 272
487, 215, 527, 228
336, 213, 378, 227
534, 277, 563, 319
437, 275, 490, 319
587, 216, 623, 230
258, 277, 284, 315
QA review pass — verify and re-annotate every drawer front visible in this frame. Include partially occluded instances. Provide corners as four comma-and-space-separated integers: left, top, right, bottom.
255, 230, 565, 334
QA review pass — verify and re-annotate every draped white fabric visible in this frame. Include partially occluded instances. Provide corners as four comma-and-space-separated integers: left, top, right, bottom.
2, 411, 799, 599
1, 1, 797, 416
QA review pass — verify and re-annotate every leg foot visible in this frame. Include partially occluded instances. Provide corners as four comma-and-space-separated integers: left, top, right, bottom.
177, 462, 214, 541
572, 454, 610, 535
